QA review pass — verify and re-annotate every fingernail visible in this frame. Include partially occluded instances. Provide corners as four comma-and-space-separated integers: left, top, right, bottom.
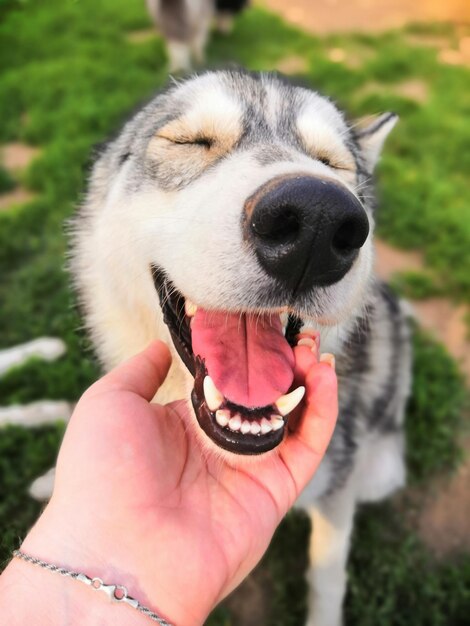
296, 336, 319, 361
297, 329, 320, 353
297, 337, 316, 348
320, 352, 335, 371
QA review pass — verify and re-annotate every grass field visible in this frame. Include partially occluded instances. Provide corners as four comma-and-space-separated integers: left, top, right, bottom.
0, 1, 469, 624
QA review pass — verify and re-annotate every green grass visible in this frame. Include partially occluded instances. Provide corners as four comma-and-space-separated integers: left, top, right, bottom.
0, 165, 15, 193
0, 1, 469, 623
232, 497, 470, 626
406, 327, 466, 481
389, 270, 444, 300
345, 502, 470, 626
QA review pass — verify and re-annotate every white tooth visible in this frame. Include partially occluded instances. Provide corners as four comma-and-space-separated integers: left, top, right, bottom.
185, 299, 198, 317
241, 420, 251, 434
250, 421, 261, 435
297, 337, 315, 348
203, 376, 224, 412
275, 386, 305, 416
228, 415, 241, 431
215, 409, 230, 428
260, 418, 272, 434
270, 414, 284, 431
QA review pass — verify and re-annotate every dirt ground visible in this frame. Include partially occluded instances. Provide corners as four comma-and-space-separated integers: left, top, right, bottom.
375, 240, 470, 385
1, 143, 39, 171
259, 0, 470, 34
0, 187, 35, 211
0, 144, 38, 211
413, 437, 470, 558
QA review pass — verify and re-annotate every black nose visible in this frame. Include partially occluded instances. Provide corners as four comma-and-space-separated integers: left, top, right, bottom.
245, 175, 370, 293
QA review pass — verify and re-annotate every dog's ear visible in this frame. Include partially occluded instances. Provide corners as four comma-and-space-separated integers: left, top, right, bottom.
354, 112, 398, 171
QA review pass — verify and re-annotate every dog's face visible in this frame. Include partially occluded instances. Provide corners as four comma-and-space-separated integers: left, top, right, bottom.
77, 71, 396, 457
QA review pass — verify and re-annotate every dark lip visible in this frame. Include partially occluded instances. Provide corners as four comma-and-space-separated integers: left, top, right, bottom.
151, 265, 195, 376
151, 264, 302, 455
191, 357, 285, 454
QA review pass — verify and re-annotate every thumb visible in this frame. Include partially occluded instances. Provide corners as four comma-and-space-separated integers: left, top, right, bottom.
85, 340, 172, 401
279, 347, 338, 494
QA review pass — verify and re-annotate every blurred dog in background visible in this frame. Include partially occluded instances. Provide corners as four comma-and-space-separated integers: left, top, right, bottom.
146, 0, 249, 72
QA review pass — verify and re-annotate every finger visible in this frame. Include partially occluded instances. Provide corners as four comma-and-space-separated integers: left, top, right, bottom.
298, 362, 338, 450
295, 328, 320, 355
280, 361, 338, 492
86, 340, 172, 401
287, 344, 319, 431
293, 343, 319, 383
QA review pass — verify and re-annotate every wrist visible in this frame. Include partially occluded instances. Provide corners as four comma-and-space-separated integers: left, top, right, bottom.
10, 501, 213, 626
1, 555, 154, 626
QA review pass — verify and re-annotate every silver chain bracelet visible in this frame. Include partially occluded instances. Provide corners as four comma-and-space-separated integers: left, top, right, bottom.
13, 549, 174, 626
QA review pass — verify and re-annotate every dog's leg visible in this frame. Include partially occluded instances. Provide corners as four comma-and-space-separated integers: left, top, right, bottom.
305, 486, 356, 626
190, 34, 207, 66
190, 20, 211, 66
166, 40, 192, 72
215, 12, 235, 34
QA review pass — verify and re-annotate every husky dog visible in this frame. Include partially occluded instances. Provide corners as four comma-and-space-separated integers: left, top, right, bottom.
71, 70, 411, 626
146, 0, 249, 72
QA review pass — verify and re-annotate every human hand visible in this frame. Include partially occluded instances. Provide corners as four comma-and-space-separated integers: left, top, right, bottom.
8, 339, 337, 626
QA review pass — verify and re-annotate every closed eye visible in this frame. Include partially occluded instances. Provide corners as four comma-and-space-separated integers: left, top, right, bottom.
318, 155, 332, 167
295, 116, 356, 173
177, 137, 213, 149
317, 153, 354, 172
296, 134, 355, 171
157, 132, 213, 149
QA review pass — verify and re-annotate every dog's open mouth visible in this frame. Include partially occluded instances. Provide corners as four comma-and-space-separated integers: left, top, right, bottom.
152, 266, 306, 455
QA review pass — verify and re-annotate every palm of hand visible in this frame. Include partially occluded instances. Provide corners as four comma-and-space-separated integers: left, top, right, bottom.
25, 342, 337, 626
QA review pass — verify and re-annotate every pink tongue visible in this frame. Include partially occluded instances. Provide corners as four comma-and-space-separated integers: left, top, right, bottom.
191, 309, 295, 407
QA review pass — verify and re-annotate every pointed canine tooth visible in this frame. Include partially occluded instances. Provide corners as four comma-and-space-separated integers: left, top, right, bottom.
185, 299, 198, 317
215, 409, 230, 428
203, 376, 224, 412
241, 420, 251, 434
260, 418, 273, 434
270, 414, 284, 431
250, 421, 261, 435
275, 386, 305, 417
228, 415, 241, 432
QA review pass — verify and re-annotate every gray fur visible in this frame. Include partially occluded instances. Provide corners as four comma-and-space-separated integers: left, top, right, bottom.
76, 72, 412, 490
72, 70, 412, 626
150, 0, 191, 42
324, 282, 412, 496
93, 72, 367, 194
